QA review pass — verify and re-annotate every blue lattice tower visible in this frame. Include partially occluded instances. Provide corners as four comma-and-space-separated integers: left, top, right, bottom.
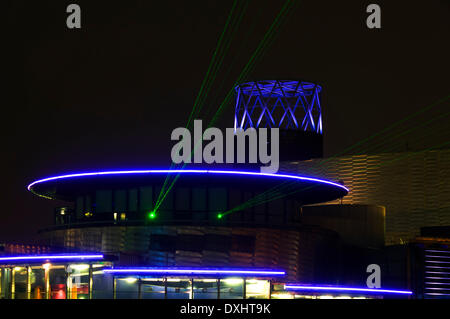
234, 80, 322, 134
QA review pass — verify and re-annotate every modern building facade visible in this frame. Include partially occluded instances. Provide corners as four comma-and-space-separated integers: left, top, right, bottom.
0, 80, 423, 299
281, 149, 450, 245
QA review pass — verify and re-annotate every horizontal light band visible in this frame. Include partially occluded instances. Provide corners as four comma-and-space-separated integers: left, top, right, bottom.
425, 250, 450, 254
425, 255, 450, 259
426, 265, 450, 269
425, 287, 450, 291
27, 169, 349, 193
426, 260, 450, 264
0, 254, 104, 263
103, 267, 285, 276
285, 285, 412, 295
425, 292, 450, 296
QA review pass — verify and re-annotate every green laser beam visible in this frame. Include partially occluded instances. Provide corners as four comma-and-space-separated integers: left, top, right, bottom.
155, 0, 240, 208
222, 94, 450, 215
155, 0, 297, 209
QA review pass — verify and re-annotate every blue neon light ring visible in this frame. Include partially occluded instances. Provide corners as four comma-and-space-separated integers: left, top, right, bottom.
27, 169, 349, 193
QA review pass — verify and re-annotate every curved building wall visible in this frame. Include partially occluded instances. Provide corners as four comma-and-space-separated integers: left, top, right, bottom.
301, 204, 385, 248
281, 149, 450, 245
42, 225, 339, 282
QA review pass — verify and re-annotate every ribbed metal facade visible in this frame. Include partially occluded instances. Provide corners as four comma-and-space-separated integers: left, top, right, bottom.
281, 149, 450, 245
43, 225, 339, 282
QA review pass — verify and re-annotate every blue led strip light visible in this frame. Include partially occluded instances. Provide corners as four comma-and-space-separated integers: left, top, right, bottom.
103, 267, 285, 276
284, 285, 413, 295
0, 254, 104, 262
27, 169, 349, 193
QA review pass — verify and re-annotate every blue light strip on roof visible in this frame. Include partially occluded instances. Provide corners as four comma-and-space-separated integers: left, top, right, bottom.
27, 169, 349, 192
0, 254, 104, 263
103, 267, 285, 276
285, 284, 412, 295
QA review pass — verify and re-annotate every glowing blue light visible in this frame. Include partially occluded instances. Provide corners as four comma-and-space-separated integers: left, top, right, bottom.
103, 267, 285, 276
425, 250, 450, 254
0, 254, 104, 263
284, 284, 413, 295
27, 169, 349, 193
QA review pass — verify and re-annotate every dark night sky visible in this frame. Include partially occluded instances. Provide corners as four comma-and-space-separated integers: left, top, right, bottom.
2, 0, 449, 242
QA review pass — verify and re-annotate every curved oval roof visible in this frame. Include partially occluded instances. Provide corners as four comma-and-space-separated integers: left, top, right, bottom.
28, 169, 348, 204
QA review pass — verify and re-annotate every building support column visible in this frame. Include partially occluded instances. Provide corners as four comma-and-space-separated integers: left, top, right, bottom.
138, 278, 142, 299
217, 279, 220, 299
164, 278, 167, 299
190, 278, 194, 299
113, 276, 117, 299
26, 266, 31, 299
44, 265, 50, 299
88, 264, 93, 300
65, 267, 71, 300
10, 267, 15, 299
243, 278, 246, 299
0, 268, 3, 298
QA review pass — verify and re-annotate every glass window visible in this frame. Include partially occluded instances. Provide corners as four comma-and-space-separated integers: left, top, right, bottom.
193, 279, 218, 299
192, 188, 206, 211
175, 188, 190, 210
95, 190, 112, 213
128, 188, 138, 212
141, 278, 165, 299
220, 278, 243, 299
50, 267, 66, 299
114, 190, 127, 212
209, 188, 227, 212
140, 187, 153, 212
76, 196, 84, 219
116, 277, 139, 299
13, 267, 27, 299
166, 279, 191, 299
67, 264, 90, 299
30, 267, 45, 299
92, 271, 113, 299
85, 195, 92, 213
0, 268, 12, 299
245, 279, 270, 299
157, 187, 173, 210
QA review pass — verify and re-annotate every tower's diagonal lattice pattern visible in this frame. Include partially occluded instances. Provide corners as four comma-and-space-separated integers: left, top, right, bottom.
234, 80, 322, 133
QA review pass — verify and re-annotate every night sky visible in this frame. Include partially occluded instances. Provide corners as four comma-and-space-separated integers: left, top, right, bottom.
2, 0, 449, 242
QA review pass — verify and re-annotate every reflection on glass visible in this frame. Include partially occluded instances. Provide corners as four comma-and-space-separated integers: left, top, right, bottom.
67, 264, 89, 299
116, 277, 138, 299
245, 279, 270, 299
30, 267, 45, 299
193, 279, 218, 299
220, 278, 243, 299
13, 267, 27, 299
50, 267, 66, 299
0, 268, 11, 299
141, 278, 165, 299
166, 279, 191, 299
93, 271, 113, 299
